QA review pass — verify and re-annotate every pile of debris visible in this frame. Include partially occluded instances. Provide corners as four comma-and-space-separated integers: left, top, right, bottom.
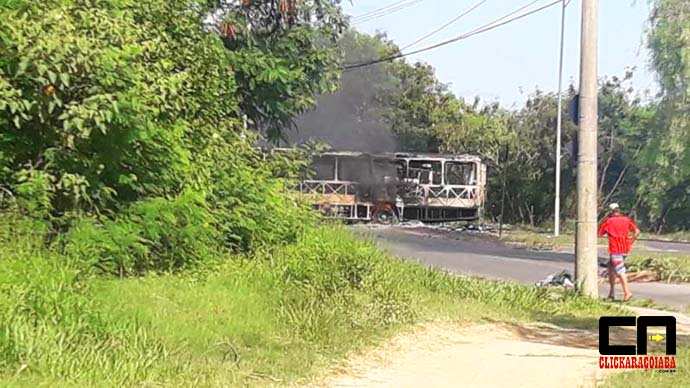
538, 268, 659, 288
535, 270, 575, 288
398, 221, 495, 233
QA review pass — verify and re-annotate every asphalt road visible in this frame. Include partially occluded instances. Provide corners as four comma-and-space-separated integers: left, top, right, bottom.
641, 239, 690, 254
359, 226, 690, 309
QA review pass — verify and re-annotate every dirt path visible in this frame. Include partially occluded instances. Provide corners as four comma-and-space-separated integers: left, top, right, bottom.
304, 307, 690, 388
306, 322, 611, 388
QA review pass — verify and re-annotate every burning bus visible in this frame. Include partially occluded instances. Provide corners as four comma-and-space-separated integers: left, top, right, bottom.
394, 152, 487, 222
295, 150, 487, 224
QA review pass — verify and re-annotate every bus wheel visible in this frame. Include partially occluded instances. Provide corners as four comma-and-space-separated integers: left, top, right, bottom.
373, 208, 398, 225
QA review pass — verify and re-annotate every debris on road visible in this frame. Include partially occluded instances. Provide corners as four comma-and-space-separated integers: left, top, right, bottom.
535, 270, 575, 288
354, 220, 498, 235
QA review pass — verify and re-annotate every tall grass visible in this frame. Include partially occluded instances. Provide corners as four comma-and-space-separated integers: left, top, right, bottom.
0, 244, 171, 387
1, 219, 622, 386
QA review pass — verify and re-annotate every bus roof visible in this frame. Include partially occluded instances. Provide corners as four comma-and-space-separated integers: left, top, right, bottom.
267, 148, 482, 163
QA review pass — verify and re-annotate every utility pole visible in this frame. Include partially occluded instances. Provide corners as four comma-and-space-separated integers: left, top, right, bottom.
554, 0, 567, 237
499, 144, 509, 238
575, 0, 599, 297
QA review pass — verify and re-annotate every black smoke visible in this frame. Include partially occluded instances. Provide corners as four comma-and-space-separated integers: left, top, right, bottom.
336, 154, 399, 203
284, 32, 402, 153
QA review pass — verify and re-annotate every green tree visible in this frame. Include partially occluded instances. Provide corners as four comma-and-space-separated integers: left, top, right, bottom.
596, 75, 655, 222
641, 0, 690, 231
386, 61, 455, 152
0, 0, 317, 255
0, 0, 241, 214
431, 80, 653, 226
214, 0, 346, 142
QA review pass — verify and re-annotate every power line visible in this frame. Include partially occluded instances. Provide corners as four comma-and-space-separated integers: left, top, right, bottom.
352, 0, 425, 24
343, 0, 562, 70
400, 0, 488, 51
403, 0, 546, 51
351, 0, 411, 21
464, 0, 543, 35
352, 0, 423, 23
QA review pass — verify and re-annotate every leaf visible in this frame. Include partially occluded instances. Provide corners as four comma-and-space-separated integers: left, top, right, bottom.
60, 73, 70, 87
16, 59, 29, 76
74, 118, 84, 132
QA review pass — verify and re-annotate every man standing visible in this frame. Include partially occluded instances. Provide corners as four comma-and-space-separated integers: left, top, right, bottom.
598, 203, 641, 302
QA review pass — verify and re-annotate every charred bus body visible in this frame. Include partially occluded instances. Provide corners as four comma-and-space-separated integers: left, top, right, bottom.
298, 151, 486, 223
299, 152, 400, 223
395, 153, 486, 222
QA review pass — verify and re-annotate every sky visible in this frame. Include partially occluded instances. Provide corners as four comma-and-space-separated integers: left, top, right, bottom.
343, 0, 658, 108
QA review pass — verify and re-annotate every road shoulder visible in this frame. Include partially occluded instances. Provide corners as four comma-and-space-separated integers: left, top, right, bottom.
304, 321, 612, 388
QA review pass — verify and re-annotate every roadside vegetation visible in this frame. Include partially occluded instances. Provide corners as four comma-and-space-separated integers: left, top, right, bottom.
2, 218, 625, 387
499, 227, 579, 251
1, 0, 689, 387
627, 253, 690, 283
0, 2, 625, 386
497, 224, 689, 251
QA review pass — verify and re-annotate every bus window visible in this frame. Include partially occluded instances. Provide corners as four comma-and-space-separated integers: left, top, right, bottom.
394, 160, 406, 180
445, 162, 476, 185
338, 156, 371, 182
311, 156, 335, 180
408, 160, 442, 185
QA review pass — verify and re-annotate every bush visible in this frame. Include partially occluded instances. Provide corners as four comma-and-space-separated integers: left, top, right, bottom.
273, 227, 417, 339
0, 0, 324, 261
0, 0, 246, 215
64, 192, 219, 276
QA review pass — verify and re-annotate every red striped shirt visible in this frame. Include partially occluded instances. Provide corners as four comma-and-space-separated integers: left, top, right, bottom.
598, 215, 638, 255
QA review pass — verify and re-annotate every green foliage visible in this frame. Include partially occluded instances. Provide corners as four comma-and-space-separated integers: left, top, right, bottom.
640, 0, 690, 231
0, 223, 623, 386
322, 28, 685, 230
0, 224, 170, 387
206, 141, 317, 252
216, 0, 346, 141
0, 0, 324, 256
12, 169, 54, 218
430, 76, 654, 226
274, 227, 418, 336
1, 0, 236, 213
384, 62, 451, 152
64, 192, 218, 276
